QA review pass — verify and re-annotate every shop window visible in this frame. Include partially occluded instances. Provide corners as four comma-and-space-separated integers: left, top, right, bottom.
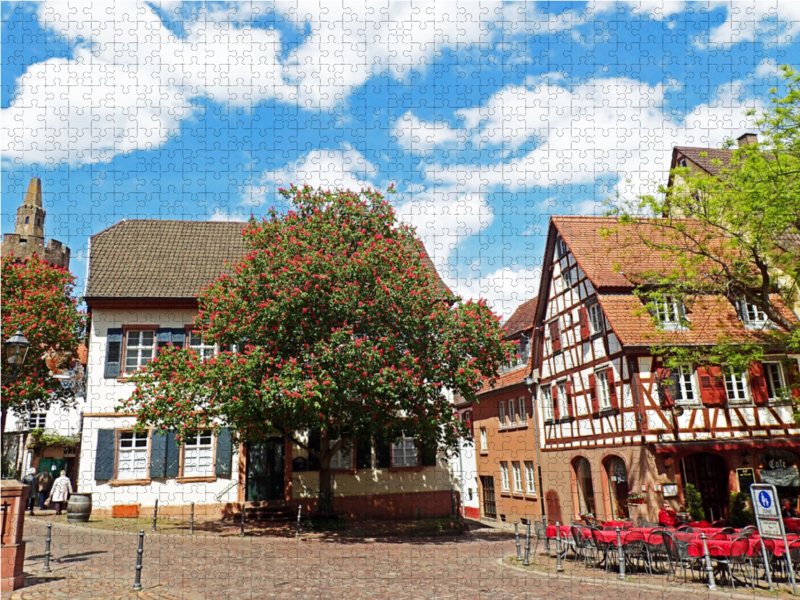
759, 450, 800, 489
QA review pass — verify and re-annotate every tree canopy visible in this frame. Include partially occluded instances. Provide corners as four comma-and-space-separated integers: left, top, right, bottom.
123, 186, 511, 510
614, 65, 800, 410
1, 254, 86, 432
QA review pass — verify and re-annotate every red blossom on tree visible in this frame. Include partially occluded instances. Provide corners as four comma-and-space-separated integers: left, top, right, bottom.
1, 254, 86, 432
123, 186, 512, 512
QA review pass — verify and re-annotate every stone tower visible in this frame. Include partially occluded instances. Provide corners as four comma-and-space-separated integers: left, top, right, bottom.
2, 177, 70, 269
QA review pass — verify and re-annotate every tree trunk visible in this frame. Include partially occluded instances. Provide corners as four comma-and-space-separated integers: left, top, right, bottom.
317, 429, 335, 515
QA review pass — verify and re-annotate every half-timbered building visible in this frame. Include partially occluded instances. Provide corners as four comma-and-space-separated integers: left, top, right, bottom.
533, 215, 800, 525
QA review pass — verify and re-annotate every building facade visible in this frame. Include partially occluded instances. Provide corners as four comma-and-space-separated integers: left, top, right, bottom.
80, 219, 455, 518
532, 216, 800, 525
472, 298, 545, 526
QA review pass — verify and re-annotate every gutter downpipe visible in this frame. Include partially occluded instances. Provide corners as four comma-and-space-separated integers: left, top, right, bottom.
525, 376, 546, 524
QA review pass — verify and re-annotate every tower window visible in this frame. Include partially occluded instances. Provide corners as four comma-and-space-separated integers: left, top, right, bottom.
25, 216, 29, 224
36, 219, 40, 227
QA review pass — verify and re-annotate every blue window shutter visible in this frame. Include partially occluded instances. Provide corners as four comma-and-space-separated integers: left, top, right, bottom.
215, 428, 232, 477
150, 431, 168, 478
104, 329, 123, 378
165, 432, 180, 478
171, 329, 186, 349
94, 429, 116, 480
156, 329, 172, 354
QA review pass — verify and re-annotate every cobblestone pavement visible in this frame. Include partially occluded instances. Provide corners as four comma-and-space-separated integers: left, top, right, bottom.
12, 519, 773, 600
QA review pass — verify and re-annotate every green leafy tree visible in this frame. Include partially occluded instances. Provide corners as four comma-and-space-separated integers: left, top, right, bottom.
122, 186, 512, 513
1, 254, 86, 436
614, 66, 800, 413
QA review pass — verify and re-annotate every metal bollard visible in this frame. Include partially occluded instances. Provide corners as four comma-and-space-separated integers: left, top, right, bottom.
555, 521, 564, 572
189, 502, 194, 536
515, 520, 521, 560
240, 502, 245, 537
152, 499, 158, 532
295, 504, 302, 538
700, 533, 717, 590
133, 530, 144, 591
543, 515, 550, 553
616, 527, 626, 580
43, 522, 52, 573
523, 520, 531, 566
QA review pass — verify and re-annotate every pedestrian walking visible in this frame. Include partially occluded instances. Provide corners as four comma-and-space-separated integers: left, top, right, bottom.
21, 468, 39, 515
37, 470, 54, 510
47, 470, 73, 515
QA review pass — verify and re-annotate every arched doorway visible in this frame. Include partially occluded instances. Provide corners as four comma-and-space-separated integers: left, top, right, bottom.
604, 456, 629, 519
573, 457, 596, 518
680, 453, 728, 521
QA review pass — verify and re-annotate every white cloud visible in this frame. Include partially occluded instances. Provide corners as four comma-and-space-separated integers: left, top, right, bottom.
243, 146, 381, 207
451, 264, 541, 321
394, 112, 464, 156
593, 1, 688, 21
209, 207, 248, 222
704, 1, 800, 48
753, 58, 780, 79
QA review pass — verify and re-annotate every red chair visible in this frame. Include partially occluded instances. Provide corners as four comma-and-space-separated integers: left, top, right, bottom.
622, 530, 647, 573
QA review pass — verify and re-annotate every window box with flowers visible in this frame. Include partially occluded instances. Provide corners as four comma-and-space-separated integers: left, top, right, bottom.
627, 491, 645, 505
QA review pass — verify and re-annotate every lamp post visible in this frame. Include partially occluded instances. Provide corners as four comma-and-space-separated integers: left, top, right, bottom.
2, 331, 30, 443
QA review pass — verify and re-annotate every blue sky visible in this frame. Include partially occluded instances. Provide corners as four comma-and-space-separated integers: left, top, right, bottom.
2, 1, 799, 319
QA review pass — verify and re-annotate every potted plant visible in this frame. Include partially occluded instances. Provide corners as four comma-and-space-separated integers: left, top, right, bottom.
579, 511, 595, 525
627, 491, 646, 504
684, 483, 706, 522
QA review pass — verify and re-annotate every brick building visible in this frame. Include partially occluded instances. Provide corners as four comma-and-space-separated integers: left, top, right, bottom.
472, 298, 544, 525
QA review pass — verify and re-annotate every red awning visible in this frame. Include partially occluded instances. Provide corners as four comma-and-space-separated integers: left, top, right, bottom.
650, 436, 800, 455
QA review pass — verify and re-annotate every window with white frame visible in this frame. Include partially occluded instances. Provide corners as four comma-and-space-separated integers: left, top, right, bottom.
541, 387, 554, 421
512, 461, 523, 492
500, 462, 510, 491
654, 296, 683, 327
595, 370, 611, 411
557, 238, 568, 258
124, 331, 155, 374
28, 413, 47, 429
741, 300, 768, 328
674, 365, 697, 405
724, 368, 749, 404
517, 397, 527, 424
498, 401, 507, 427
561, 266, 573, 288
588, 303, 604, 334
557, 382, 569, 418
188, 331, 216, 360
764, 363, 785, 401
508, 399, 517, 425
392, 438, 418, 467
480, 427, 488, 452
118, 431, 149, 480
329, 441, 353, 470
524, 461, 536, 494
183, 430, 214, 477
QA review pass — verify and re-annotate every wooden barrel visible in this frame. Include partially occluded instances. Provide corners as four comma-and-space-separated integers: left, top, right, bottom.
67, 493, 92, 523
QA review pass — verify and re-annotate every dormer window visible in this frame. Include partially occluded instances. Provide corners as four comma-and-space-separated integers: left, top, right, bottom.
654, 295, 685, 329
678, 158, 688, 168
740, 300, 768, 328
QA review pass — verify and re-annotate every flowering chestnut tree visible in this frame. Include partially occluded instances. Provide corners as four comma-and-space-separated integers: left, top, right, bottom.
1, 255, 86, 433
123, 186, 511, 512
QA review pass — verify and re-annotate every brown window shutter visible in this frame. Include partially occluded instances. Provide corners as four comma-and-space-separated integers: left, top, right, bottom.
552, 386, 560, 420
698, 366, 725, 407
588, 373, 599, 415
749, 362, 769, 405
787, 360, 800, 400
656, 367, 675, 408
565, 381, 574, 418
579, 307, 589, 339
550, 322, 561, 352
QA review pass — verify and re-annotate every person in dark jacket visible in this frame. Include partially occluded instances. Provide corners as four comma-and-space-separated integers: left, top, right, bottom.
37, 470, 54, 510
21, 468, 39, 515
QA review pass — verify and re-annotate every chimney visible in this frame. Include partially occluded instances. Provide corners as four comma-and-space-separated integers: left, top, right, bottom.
737, 133, 757, 147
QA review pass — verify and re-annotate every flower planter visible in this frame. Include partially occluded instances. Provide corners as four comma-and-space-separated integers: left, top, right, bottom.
112, 504, 140, 518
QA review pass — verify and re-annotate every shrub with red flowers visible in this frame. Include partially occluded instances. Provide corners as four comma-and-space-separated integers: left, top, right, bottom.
123, 186, 512, 512
1, 254, 86, 433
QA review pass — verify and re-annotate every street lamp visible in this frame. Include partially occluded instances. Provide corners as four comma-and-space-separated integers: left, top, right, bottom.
4, 330, 30, 368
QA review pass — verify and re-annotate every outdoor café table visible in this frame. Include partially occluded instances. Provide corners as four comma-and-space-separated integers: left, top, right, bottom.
686, 536, 789, 559
602, 520, 634, 530
546, 524, 578, 539
785, 518, 800, 534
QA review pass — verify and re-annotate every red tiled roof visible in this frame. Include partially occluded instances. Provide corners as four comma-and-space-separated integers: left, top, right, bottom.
674, 147, 733, 177
477, 365, 530, 395
598, 293, 797, 347
551, 216, 734, 291
503, 297, 538, 336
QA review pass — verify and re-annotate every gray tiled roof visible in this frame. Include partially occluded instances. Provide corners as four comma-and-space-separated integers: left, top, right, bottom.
85, 219, 449, 299
674, 147, 733, 176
